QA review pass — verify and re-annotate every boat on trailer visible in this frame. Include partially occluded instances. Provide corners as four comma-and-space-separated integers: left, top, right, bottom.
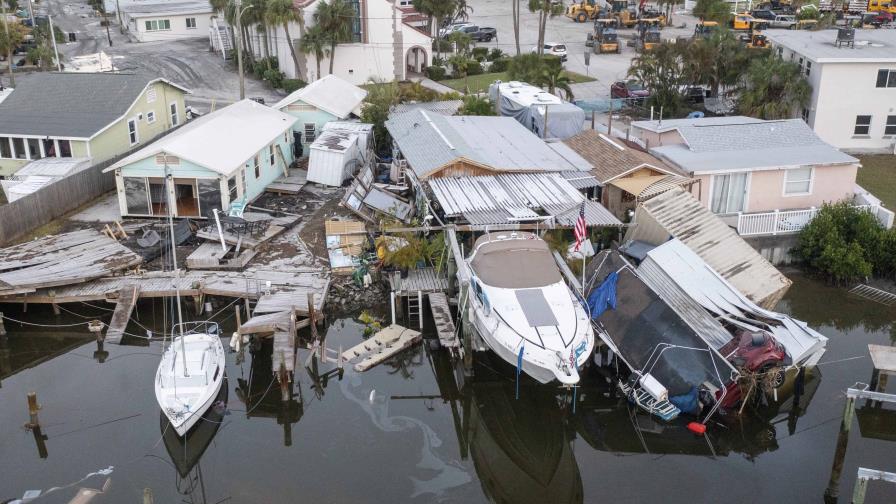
156, 321, 226, 437
465, 232, 594, 386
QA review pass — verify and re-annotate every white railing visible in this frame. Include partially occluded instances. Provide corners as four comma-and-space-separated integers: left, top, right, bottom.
737, 204, 893, 236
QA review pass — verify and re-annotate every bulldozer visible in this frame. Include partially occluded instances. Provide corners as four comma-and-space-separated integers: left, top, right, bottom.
587, 19, 621, 53
639, 9, 667, 27
614, 9, 640, 28
635, 20, 662, 51
566, 0, 600, 22
740, 21, 770, 49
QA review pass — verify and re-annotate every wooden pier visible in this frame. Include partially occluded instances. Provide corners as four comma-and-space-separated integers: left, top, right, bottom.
196, 212, 300, 250
428, 292, 458, 350
105, 285, 140, 344
341, 324, 422, 372
388, 267, 449, 297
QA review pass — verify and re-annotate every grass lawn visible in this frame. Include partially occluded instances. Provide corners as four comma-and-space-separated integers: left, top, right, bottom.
439, 71, 595, 94
857, 155, 896, 209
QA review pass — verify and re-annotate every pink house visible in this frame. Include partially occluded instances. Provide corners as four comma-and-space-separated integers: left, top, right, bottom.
628, 117, 879, 235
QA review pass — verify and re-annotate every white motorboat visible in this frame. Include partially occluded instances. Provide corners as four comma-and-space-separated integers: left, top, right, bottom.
155, 322, 226, 437
465, 232, 594, 385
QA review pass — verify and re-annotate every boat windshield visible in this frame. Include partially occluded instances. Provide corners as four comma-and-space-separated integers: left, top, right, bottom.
471, 237, 562, 289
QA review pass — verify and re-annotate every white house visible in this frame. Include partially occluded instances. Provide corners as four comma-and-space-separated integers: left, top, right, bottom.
122, 1, 214, 42
766, 29, 896, 154
250, 0, 432, 85
272, 74, 367, 151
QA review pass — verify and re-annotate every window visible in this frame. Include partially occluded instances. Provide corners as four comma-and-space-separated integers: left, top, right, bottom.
802, 108, 810, 123
854, 115, 872, 136
710, 173, 748, 214
784, 167, 813, 195
147, 111, 156, 124
877, 69, 896, 88
304, 123, 316, 142
145, 19, 171, 31
27, 138, 41, 160
227, 176, 238, 202
127, 118, 139, 145
886, 115, 896, 136
186, 17, 197, 29
349, 0, 362, 42
58, 140, 72, 158
804, 60, 811, 77
269, 145, 275, 166
170, 102, 179, 126
124, 177, 151, 215
42, 139, 55, 157
253, 155, 260, 179
12, 138, 25, 159
0, 137, 10, 158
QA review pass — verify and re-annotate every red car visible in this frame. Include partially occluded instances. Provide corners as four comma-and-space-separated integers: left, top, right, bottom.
718, 329, 789, 407
610, 80, 650, 101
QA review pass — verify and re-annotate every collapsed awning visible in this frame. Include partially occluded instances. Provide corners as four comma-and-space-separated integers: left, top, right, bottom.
608, 174, 694, 201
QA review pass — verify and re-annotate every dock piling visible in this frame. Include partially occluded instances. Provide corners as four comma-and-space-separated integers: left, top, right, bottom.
26, 392, 40, 429
0, 312, 6, 337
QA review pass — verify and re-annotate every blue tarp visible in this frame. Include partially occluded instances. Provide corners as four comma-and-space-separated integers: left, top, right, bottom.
588, 271, 618, 319
669, 387, 700, 415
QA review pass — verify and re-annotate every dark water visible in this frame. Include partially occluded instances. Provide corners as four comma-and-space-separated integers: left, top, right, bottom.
0, 273, 894, 503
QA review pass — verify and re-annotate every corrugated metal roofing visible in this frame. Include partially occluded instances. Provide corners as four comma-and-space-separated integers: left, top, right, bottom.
385, 110, 592, 179
13, 157, 91, 178
633, 187, 791, 307
391, 100, 463, 116
560, 170, 600, 189
428, 173, 621, 227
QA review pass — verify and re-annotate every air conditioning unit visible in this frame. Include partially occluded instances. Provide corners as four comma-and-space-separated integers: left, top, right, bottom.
835, 28, 855, 48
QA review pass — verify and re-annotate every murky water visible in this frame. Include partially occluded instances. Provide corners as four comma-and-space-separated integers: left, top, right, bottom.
0, 273, 894, 503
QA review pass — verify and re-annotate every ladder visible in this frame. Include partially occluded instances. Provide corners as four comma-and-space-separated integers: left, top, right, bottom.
407, 290, 423, 330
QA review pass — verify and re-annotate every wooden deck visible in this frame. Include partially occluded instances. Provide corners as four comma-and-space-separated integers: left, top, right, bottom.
105, 284, 140, 344
341, 324, 422, 372
271, 330, 296, 373
0, 229, 143, 296
389, 267, 449, 297
265, 168, 308, 195
185, 242, 256, 270
196, 213, 300, 250
428, 292, 458, 349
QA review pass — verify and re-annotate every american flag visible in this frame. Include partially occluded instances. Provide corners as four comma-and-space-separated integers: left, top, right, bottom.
573, 202, 587, 251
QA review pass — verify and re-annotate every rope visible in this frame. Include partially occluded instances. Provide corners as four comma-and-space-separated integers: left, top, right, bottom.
0, 313, 91, 328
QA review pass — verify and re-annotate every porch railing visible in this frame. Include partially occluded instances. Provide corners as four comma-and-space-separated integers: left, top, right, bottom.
736, 205, 894, 236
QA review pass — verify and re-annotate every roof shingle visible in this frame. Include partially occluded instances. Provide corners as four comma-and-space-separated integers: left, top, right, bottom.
562, 129, 684, 184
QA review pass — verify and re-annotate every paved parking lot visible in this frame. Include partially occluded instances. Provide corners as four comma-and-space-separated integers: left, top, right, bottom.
463, 0, 701, 99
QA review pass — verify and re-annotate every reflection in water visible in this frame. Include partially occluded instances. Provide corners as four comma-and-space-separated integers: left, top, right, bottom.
234, 340, 303, 446
0, 331, 93, 386
467, 381, 583, 504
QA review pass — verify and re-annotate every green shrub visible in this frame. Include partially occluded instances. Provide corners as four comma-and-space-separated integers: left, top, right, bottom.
472, 47, 488, 62
282, 79, 306, 93
263, 68, 285, 89
466, 60, 483, 76
489, 57, 509, 73
432, 39, 454, 53
432, 55, 446, 67
425, 65, 447, 80
796, 202, 894, 283
460, 95, 494, 116
487, 48, 506, 62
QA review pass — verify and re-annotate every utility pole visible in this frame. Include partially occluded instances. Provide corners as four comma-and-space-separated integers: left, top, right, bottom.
26, 0, 35, 29
101, 7, 112, 46
115, 0, 124, 34
2, 3, 15, 87
235, 0, 245, 100
48, 15, 61, 71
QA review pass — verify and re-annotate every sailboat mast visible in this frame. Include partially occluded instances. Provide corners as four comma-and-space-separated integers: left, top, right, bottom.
164, 160, 189, 377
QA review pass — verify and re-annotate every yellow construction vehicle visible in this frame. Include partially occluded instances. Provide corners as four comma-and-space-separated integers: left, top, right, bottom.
639, 10, 667, 27
588, 19, 621, 53
731, 13, 756, 30
868, 0, 896, 15
635, 20, 662, 51
693, 20, 720, 38
614, 9, 640, 28
566, 0, 600, 22
740, 21, 770, 49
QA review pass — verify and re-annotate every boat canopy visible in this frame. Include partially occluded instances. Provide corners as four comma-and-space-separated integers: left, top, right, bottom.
471, 234, 562, 289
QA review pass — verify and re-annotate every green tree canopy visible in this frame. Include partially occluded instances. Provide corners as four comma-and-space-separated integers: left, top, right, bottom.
627, 42, 686, 116
738, 54, 811, 119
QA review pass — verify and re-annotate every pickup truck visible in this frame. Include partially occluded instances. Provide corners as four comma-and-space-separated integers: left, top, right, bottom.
769, 14, 797, 28
443, 25, 497, 42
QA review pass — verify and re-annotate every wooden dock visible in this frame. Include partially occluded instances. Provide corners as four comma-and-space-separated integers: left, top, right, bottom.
266, 168, 308, 195
185, 242, 256, 270
105, 284, 140, 344
428, 292, 458, 349
196, 213, 300, 249
271, 330, 296, 374
389, 267, 449, 297
0, 229, 143, 296
341, 324, 422, 372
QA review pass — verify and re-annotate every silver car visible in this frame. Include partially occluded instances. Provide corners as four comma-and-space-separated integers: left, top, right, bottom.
531, 42, 568, 62
770, 15, 797, 29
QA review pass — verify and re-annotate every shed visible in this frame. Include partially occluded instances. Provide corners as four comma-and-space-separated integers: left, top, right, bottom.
308, 129, 362, 187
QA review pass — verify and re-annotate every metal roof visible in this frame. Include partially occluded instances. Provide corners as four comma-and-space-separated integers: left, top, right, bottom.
427, 173, 621, 227
273, 75, 367, 119
310, 129, 357, 153
765, 28, 896, 63
632, 116, 763, 134
12, 157, 91, 178
0, 73, 189, 138
122, 1, 212, 16
649, 118, 857, 174
385, 110, 592, 179
391, 100, 463, 116
630, 187, 791, 307
559, 170, 600, 189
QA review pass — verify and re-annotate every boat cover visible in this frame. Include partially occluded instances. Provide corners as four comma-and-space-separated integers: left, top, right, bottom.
640, 240, 828, 366
471, 234, 562, 289
595, 266, 737, 397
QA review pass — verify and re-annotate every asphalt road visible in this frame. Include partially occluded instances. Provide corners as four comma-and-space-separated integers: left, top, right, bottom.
462, 0, 702, 100
16, 0, 283, 110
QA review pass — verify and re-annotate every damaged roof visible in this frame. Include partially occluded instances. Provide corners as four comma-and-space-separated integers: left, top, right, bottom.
563, 129, 684, 184
386, 110, 592, 179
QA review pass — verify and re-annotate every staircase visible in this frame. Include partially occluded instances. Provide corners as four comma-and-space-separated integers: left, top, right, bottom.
210, 18, 234, 60
407, 291, 423, 330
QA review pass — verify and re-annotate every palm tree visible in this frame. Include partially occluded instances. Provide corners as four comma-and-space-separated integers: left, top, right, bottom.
738, 55, 811, 120
539, 64, 573, 100
528, 0, 564, 56
0, 14, 26, 86
314, 0, 354, 75
266, 0, 302, 79
683, 32, 747, 97
299, 24, 327, 81
628, 42, 686, 115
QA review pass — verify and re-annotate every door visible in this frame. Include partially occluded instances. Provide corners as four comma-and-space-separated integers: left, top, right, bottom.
710, 173, 748, 214
174, 179, 200, 217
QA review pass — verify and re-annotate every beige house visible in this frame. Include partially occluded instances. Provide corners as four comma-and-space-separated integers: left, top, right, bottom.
630, 117, 861, 231
563, 129, 693, 220
0, 73, 189, 177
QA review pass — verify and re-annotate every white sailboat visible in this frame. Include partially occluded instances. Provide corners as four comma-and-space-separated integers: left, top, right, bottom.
154, 165, 226, 437
465, 232, 594, 385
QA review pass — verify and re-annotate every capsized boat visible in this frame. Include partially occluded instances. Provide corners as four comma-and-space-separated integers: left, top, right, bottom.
155, 322, 226, 437
465, 232, 594, 385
